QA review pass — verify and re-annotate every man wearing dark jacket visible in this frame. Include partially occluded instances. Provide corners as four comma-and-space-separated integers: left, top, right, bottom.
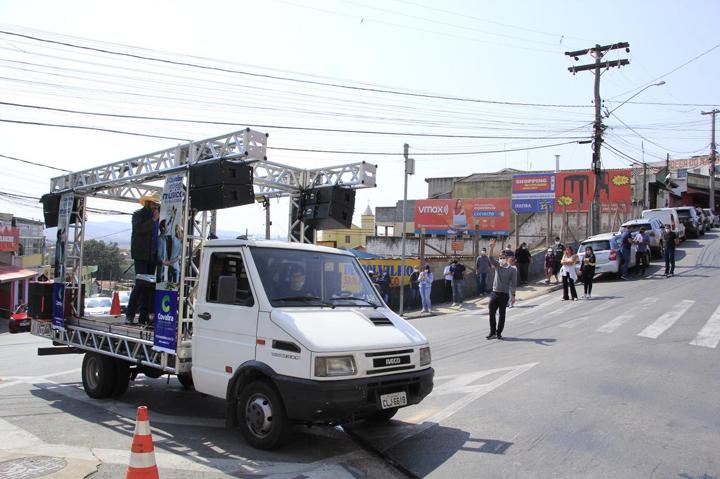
661, 224, 677, 278
514, 243, 532, 284
126, 194, 160, 325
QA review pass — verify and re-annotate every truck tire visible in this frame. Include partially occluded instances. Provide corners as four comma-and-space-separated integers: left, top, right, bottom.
111, 360, 131, 398
82, 353, 116, 399
237, 379, 293, 450
177, 372, 194, 390
365, 407, 399, 423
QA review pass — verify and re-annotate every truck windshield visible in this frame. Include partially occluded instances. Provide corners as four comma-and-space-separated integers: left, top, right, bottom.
249, 247, 381, 308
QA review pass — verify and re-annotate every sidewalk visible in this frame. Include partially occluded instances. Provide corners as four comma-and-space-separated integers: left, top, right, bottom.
403, 278, 563, 319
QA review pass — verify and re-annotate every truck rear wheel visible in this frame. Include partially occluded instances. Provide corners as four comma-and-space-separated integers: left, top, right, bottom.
82, 353, 116, 399
177, 372, 194, 390
237, 379, 293, 450
111, 360, 131, 398
365, 407, 398, 423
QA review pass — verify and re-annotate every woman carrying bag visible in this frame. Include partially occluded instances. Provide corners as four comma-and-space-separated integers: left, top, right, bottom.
581, 246, 596, 299
560, 246, 579, 301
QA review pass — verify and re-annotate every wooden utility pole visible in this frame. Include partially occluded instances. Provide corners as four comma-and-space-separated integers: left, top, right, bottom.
566, 43, 630, 236
702, 109, 719, 211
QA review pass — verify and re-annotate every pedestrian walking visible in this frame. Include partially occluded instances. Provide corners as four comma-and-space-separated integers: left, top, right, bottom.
662, 224, 677, 277
552, 237, 564, 284
514, 243, 532, 284
560, 246, 578, 301
475, 248, 491, 294
449, 259, 466, 306
580, 246, 596, 299
418, 265, 434, 312
443, 261, 453, 302
619, 226, 632, 280
485, 238, 517, 340
409, 266, 420, 308
634, 227, 650, 276
544, 248, 555, 284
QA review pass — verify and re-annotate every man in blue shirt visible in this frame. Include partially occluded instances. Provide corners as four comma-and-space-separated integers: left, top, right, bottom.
619, 227, 632, 280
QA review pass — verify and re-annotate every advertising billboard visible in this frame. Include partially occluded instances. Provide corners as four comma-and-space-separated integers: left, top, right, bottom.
0, 226, 19, 252
415, 198, 510, 236
359, 258, 421, 287
555, 169, 631, 212
511, 173, 556, 213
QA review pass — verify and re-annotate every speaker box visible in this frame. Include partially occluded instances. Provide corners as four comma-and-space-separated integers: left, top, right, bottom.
189, 160, 253, 189
302, 186, 355, 207
40, 194, 81, 228
302, 203, 354, 230
190, 184, 255, 211
28, 282, 54, 319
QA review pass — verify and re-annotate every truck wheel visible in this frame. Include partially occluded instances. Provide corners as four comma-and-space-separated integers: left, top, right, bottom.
111, 360, 131, 398
177, 372, 194, 390
237, 379, 293, 450
82, 353, 116, 399
365, 407, 398, 423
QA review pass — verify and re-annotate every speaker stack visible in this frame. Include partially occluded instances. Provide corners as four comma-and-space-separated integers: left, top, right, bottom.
189, 160, 255, 211
28, 282, 54, 320
300, 186, 356, 230
39, 194, 81, 228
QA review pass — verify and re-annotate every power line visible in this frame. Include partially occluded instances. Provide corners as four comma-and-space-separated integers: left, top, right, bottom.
0, 153, 70, 172
0, 28, 593, 109
0, 118, 190, 141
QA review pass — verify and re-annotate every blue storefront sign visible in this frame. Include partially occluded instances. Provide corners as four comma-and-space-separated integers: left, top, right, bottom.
52, 283, 65, 330
153, 289, 178, 353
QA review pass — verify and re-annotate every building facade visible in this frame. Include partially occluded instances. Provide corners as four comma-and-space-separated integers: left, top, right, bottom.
317, 205, 376, 249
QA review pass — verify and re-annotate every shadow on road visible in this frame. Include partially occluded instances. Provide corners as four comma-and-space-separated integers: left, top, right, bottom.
501, 336, 557, 346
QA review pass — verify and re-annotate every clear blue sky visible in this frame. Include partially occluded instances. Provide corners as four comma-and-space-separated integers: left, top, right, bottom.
0, 0, 718, 239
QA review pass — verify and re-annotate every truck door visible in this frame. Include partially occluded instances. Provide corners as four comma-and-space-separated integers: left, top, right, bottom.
193, 249, 258, 399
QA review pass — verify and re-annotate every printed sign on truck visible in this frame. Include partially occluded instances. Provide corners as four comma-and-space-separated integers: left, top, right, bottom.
414, 198, 510, 236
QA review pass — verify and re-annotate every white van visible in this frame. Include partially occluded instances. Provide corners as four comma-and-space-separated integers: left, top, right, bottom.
642, 208, 685, 242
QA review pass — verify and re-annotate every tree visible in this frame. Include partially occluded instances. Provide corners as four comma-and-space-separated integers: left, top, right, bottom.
83, 239, 124, 281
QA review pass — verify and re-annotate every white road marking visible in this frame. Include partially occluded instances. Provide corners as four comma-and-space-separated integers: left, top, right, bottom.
529, 300, 578, 323
559, 316, 589, 329
638, 299, 695, 339
0, 368, 81, 389
690, 304, 720, 348
508, 296, 559, 321
590, 301, 615, 313
596, 297, 658, 334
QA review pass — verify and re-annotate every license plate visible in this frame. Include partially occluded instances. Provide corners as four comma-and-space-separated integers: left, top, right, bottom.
380, 391, 407, 409
18, 320, 30, 327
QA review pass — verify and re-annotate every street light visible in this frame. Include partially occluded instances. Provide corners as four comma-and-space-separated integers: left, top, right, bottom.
607, 81, 666, 116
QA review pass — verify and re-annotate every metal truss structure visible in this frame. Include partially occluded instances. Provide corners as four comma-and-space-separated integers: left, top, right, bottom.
38, 128, 377, 373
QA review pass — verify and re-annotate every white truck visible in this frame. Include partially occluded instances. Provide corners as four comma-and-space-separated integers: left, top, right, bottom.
31, 129, 433, 449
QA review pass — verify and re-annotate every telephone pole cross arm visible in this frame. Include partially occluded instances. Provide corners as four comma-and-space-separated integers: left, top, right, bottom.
566, 42, 630, 236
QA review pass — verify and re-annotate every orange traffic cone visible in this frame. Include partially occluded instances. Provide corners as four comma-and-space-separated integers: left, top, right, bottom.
126, 406, 159, 479
110, 291, 121, 316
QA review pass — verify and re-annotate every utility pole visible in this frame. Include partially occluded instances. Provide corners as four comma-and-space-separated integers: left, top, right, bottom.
702, 109, 719, 211
263, 196, 271, 239
566, 42, 630, 236
399, 143, 414, 316
642, 142, 647, 208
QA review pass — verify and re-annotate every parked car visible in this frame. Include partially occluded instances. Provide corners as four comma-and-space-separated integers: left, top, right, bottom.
118, 291, 130, 314
619, 218, 665, 258
84, 297, 112, 316
695, 208, 707, 234
576, 232, 637, 277
9, 303, 31, 333
642, 208, 685, 242
701, 208, 716, 229
675, 206, 702, 238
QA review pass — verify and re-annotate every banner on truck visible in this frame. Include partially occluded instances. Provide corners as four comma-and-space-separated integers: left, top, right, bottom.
52, 193, 73, 331
511, 173, 556, 213
359, 258, 421, 287
414, 198, 510, 236
52, 282, 65, 331
153, 174, 185, 353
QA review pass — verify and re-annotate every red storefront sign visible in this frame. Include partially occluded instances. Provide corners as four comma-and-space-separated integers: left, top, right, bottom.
0, 226, 19, 252
555, 169, 631, 212
415, 198, 510, 236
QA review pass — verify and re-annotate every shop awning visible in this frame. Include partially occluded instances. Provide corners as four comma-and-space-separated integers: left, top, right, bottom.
0, 265, 38, 283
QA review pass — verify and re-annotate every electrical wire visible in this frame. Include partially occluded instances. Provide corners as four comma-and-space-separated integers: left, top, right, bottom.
0, 118, 190, 141
0, 152, 70, 172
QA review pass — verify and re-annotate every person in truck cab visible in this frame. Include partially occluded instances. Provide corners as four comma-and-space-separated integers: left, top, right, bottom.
288, 264, 307, 293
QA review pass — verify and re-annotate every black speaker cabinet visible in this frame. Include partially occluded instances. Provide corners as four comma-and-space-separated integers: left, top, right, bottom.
302, 203, 353, 229
40, 194, 81, 228
189, 160, 253, 189
190, 184, 255, 211
28, 282, 54, 319
302, 186, 356, 207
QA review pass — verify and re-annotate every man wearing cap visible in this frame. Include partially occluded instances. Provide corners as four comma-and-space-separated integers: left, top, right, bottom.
126, 194, 160, 326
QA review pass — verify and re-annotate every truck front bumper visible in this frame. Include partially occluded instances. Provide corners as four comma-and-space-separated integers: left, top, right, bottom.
273, 367, 434, 424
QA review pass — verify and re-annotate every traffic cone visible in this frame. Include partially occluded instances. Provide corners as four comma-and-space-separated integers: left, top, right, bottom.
126, 406, 159, 479
110, 291, 121, 316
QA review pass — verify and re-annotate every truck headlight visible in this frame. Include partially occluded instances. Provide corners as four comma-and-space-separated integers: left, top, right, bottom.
419, 346, 431, 366
315, 355, 357, 377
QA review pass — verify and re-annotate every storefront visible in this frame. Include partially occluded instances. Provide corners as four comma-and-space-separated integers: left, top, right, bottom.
0, 265, 37, 318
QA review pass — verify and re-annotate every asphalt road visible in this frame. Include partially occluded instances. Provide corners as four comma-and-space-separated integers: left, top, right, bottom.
1, 233, 718, 478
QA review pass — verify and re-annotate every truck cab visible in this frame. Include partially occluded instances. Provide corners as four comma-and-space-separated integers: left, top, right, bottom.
192, 239, 433, 449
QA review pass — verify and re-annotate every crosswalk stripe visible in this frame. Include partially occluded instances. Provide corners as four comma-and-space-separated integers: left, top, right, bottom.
637, 299, 695, 339
529, 300, 580, 323
690, 305, 720, 349
559, 316, 589, 329
508, 297, 559, 321
596, 297, 658, 333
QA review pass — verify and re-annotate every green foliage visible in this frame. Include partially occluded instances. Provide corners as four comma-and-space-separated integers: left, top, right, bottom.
83, 239, 124, 281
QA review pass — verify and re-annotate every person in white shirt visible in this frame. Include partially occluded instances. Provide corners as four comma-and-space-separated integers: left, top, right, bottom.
443, 260, 453, 303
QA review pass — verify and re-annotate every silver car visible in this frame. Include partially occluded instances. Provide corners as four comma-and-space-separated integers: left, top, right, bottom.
619, 218, 664, 259
576, 232, 637, 277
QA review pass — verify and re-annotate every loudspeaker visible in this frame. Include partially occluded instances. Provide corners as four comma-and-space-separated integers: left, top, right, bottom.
189, 160, 253, 189
302, 203, 354, 229
302, 186, 355, 207
190, 184, 255, 211
40, 194, 80, 228
28, 282, 54, 319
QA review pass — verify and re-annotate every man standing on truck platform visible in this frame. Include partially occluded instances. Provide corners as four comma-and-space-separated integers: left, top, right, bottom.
126, 194, 160, 326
